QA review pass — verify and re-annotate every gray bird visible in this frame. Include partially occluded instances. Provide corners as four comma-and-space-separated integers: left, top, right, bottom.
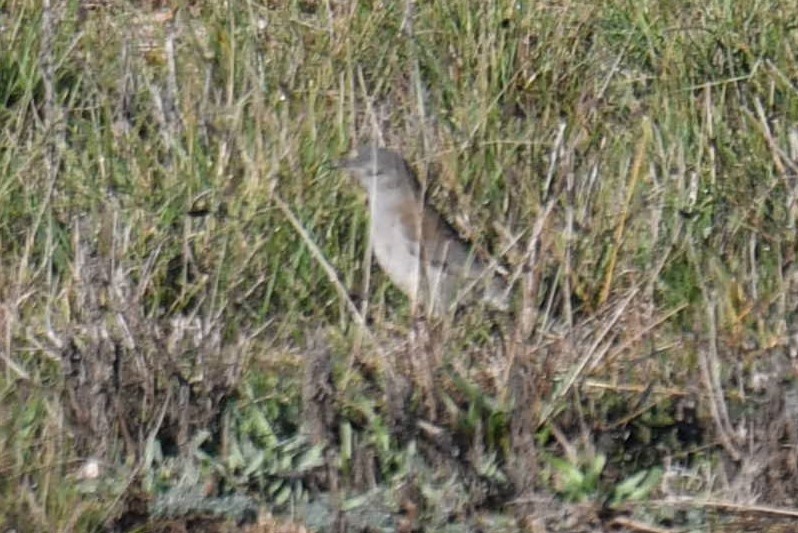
337, 145, 509, 315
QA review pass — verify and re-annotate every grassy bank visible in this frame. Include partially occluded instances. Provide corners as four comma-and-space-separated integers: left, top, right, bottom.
1, 0, 798, 531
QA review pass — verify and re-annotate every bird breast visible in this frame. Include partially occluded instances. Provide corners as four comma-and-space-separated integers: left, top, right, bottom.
367, 195, 424, 300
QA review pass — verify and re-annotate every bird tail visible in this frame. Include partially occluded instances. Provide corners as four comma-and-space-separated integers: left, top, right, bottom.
484, 276, 510, 311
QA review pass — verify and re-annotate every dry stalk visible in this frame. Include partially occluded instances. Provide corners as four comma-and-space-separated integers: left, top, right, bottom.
599, 117, 650, 305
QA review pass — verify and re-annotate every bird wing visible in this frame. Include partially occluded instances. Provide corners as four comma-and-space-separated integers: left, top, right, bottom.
396, 199, 481, 275
394, 196, 509, 310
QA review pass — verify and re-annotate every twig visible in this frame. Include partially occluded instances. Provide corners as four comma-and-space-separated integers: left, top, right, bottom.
272, 194, 369, 333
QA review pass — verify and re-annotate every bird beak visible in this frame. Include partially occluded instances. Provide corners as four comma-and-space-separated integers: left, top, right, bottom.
333, 151, 358, 171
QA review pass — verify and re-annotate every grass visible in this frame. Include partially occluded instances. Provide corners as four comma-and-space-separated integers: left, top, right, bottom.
1, 0, 798, 531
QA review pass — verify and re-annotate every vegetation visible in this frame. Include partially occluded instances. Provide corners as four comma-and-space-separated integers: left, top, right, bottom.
1, 0, 798, 531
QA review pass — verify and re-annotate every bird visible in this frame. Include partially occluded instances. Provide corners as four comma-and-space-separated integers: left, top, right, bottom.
336, 145, 509, 316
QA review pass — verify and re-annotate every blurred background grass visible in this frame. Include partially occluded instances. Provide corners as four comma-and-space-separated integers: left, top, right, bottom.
1, 0, 798, 531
